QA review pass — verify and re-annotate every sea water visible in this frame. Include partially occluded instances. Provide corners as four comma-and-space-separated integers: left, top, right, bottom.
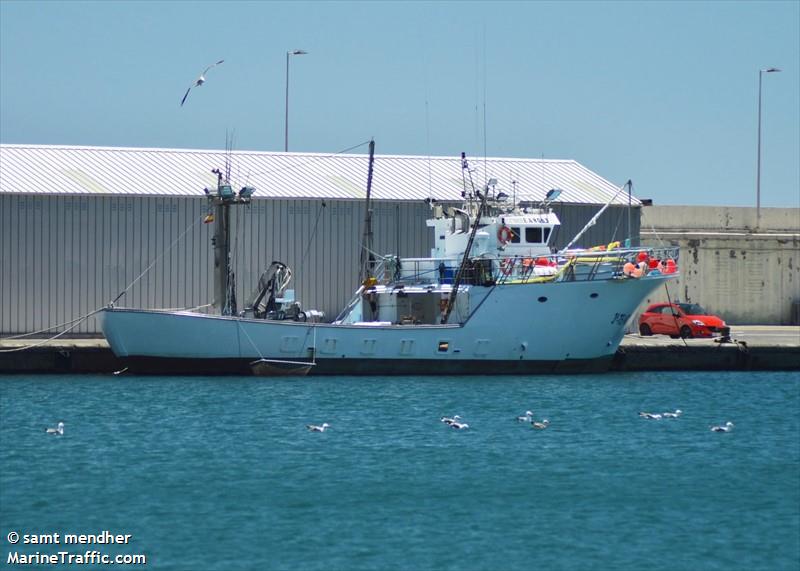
1, 372, 798, 570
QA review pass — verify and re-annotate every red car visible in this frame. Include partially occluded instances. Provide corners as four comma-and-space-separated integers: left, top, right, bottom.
638, 303, 729, 339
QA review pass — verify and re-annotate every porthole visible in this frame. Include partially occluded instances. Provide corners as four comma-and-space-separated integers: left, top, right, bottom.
590, 293, 599, 299
538, 296, 547, 303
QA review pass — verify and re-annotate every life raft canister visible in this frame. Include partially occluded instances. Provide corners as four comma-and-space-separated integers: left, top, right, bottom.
497, 225, 513, 245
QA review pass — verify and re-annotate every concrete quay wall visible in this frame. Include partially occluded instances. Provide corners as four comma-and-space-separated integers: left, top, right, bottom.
1, 329, 798, 374
639, 206, 800, 325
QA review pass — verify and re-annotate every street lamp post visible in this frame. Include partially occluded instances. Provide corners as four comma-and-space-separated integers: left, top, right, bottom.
285, 49, 308, 152
756, 67, 781, 227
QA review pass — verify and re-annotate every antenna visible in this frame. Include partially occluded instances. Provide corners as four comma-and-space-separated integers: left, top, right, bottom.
460, 152, 478, 210
424, 68, 433, 203
482, 22, 487, 188
224, 129, 236, 182
510, 170, 517, 209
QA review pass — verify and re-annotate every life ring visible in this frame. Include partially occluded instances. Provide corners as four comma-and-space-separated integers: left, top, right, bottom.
500, 258, 514, 276
497, 225, 513, 245
623, 262, 636, 277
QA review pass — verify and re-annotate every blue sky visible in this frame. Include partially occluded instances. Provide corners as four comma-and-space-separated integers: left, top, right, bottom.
1, 0, 798, 207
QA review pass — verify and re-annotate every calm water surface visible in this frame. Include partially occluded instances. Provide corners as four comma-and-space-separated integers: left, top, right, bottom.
1, 372, 798, 570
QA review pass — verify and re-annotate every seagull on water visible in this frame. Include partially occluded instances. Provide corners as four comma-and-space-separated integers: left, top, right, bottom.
450, 421, 470, 430
180, 59, 224, 106
639, 412, 663, 420
711, 422, 734, 433
440, 415, 461, 425
662, 409, 682, 418
516, 410, 534, 422
45, 421, 64, 436
306, 423, 330, 432
531, 419, 550, 430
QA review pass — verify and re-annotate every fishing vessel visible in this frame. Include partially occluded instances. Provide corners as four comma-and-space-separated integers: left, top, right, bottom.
100, 144, 679, 375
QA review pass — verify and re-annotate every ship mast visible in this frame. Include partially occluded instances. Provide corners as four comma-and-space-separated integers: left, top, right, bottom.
441, 153, 488, 325
207, 169, 255, 315
359, 139, 376, 285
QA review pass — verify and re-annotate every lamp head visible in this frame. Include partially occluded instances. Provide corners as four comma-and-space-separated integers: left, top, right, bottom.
545, 188, 563, 202
290, 49, 308, 56
762, 67, 781, 73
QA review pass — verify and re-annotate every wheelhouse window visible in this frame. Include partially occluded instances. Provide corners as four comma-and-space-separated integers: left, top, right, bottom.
525, 227, 543, 243
544, 227, 551, 242
510, 227, 521, 244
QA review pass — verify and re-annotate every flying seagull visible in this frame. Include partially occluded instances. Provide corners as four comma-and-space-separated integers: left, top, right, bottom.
180, 59, 224, 107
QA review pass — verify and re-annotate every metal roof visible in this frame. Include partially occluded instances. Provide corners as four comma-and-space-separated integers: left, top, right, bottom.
0, 144, 640, 205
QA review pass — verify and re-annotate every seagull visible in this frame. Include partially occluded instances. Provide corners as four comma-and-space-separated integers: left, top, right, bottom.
450, 421, 470, 430
440, 415, 461, 425
306, 423, 330, 432
45, 421, 64, 436
180, 59, 224, 107
662, 409, 682, 418
516, 410, 534, 422
711, 422, 734, 433
531, 419, 550, 430
639, 412, 662, 420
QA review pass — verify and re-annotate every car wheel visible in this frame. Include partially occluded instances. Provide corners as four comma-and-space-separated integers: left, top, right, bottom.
680, 325, 693, 339
639, 323, 652, 336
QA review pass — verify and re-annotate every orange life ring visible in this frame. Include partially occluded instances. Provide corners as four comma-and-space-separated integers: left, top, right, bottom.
497, 225, 513, 245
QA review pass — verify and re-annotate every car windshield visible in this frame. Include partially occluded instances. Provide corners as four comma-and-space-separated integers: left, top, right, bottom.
677, 303, 707, 315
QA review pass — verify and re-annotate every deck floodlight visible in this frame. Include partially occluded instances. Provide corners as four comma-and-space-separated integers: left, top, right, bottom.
219, 184, 234, 199
496, 191, 509, 201
239, 186, 256, 198
545, 188, 562, 202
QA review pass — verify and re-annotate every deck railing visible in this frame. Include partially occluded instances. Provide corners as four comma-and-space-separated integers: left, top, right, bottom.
368, 247, 680, 287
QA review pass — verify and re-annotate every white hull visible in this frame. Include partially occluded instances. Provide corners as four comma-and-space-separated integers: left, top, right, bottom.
100, 275, 668, 375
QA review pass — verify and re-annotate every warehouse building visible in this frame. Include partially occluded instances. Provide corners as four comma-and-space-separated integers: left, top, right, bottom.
0, 144, 640, 335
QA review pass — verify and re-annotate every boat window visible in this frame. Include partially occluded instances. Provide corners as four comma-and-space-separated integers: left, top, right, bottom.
544, 228, 551, 242
525, 227, 543, 243
510, 227, 521, 244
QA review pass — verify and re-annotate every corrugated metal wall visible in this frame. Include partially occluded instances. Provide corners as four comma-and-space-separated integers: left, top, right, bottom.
0, 194, 638, 335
